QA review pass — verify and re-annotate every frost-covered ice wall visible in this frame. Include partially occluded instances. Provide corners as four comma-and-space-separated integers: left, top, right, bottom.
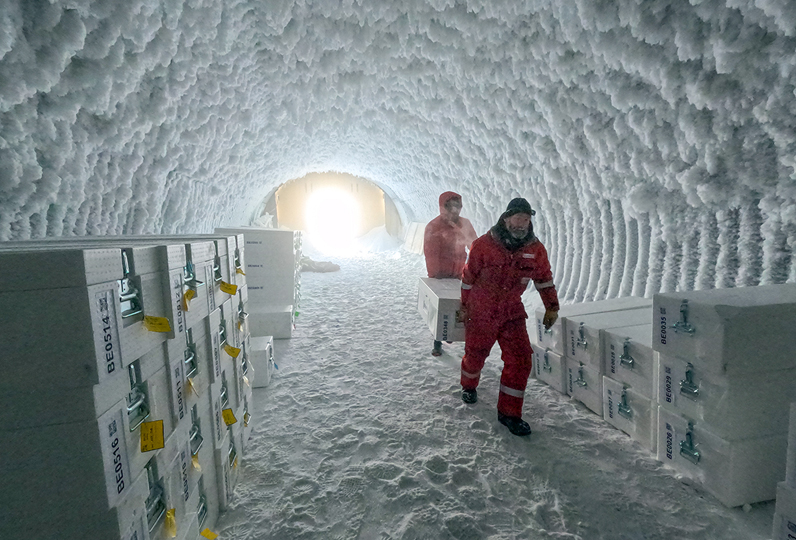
2, 0, 796, 300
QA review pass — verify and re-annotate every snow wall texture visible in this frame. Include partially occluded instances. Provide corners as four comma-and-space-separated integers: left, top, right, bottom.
2, 0, 796, 302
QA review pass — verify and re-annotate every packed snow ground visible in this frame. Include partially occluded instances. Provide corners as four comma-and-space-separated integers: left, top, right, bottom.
216, 248, 775, 540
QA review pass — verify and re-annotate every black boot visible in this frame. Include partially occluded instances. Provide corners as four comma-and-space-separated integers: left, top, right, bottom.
462, 388, 477, 404
498, 412, 532, 436
431, 340, 442, 357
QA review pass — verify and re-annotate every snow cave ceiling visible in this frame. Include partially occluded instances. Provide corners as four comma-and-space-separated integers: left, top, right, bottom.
2, 0, 796, 302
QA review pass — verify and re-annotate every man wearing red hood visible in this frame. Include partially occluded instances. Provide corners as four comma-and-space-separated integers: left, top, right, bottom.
424, 191, 478, 356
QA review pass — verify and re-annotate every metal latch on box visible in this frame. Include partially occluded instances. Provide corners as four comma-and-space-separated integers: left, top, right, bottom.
619, 338, 635, 369
184, 261, 204, 290
679, 363, 700, 399
575, 364, 588, 387
118, 251, 143, 319
679, 422, 701, 464
184, 328, 198, 379
190, 406, 204, 456
617, 388, 633, 419
673, 299, 695, 335
576, 322, 588, 350
234, 248, 243, 272
126, 363, 150, 432
220, 378, 229, 409
542, 350, 552, 373
145, 462, 167, 532
227, 438, 238, 469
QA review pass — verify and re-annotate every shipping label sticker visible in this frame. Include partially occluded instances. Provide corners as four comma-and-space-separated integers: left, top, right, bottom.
224, 343, 241, 358
165, 508, 177, 538
143, 316, 172, 333
99, 408, 131, 507
94, 287, 122, 383
140, 420, 165, 452
183, 288, 196, 311
200, 529, 219, 540
220, 281, 238, 295
222, 408, 237, 426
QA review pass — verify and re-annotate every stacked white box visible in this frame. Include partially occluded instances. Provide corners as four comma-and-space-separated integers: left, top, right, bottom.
563, 307, 652, 369
250, 335, 275, 388
0, 235, 252, 539
657, 405, 787, 507
215, 227, 302, 326
417, 277, 465, 342
530, 296, 652, 355
532, 346, 567, 394
565, 357, 603, 414
248, 304, 295, 339
652, 284, 796, 506
603, 324, 655, 399
602, 376, 656, 451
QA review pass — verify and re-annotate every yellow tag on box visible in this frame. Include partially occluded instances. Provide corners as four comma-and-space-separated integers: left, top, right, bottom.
186, 377, 199, 397
165, 508, 177, 538
243, 375, 250, 387
143, 316, 172, 333
140, 420, 165, 452
200, 529, 219, 540
244, 412, 251, 427
183, 289, 196, 311
192, 453, 202, 472
236, 267, 246, 275
220, 281, 238, 295
224, 343, 241, 358
222, 408, 237, 426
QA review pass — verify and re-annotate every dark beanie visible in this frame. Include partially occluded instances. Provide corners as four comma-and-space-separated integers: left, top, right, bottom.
503, 197, 535, 218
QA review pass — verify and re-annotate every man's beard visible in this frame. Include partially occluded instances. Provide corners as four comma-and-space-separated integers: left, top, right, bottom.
508, 228, 528, 240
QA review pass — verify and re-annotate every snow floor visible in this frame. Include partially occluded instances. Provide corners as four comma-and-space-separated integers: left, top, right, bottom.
217, 249, 776, 539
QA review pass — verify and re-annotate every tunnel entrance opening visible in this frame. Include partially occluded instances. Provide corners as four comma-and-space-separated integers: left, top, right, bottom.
260, 172, 404, 256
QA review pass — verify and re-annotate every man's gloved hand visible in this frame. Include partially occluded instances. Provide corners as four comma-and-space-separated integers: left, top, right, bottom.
543, 309, 558, 330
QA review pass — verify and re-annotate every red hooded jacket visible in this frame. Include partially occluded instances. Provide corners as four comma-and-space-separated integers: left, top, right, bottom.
423, 192, 478, 279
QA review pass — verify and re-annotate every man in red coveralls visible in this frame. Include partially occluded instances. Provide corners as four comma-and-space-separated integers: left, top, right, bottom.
459, 198, 559, 436
424, 191, 478, 356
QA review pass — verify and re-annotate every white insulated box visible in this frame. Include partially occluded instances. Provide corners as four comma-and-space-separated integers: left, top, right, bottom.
532, 346, 567, 394
774, 482, 796, 540
603, 324, 656, 399
602, 376, 656, 452
0, 246, 123, 291
530, 296, 652, 355
214, 431, 240, 511
248, 304, 295, 339
565, 357, 603, 415
250, 335, 275, 388
657, 352, 796, 439
564, 307, 653, 370
657, 405, 787, 507
652, 283, 796, 374
417, 277, 465, 342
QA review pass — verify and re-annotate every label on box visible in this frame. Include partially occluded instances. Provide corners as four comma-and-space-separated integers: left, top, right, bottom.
192, 453, 202, 471
214, 397, 222, 442
140, 420, 165, 452
223, 408, 237, 426
183, 289, 196, 311
171, 273, 185, 336
99, 408, 131, 507
143, 316, 172, 333
170, 360, 186, 422
179, 445, 191, 502
211, 332, 221, 379
220, 281, 238, 295
205, 266, 217, 311
224, 343, 241, 358
200, 529, 219, 540
94, 288, 122, 382
165, 508, 177, 538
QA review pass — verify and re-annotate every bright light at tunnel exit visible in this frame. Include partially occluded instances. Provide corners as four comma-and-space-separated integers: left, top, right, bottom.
304, 188, 361, 256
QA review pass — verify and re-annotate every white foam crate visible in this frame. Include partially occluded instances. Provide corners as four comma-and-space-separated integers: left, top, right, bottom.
532, 346, 567, 394
248, 305, 294, 339
0, 246, 123, 291
602, 376, 656, 452
250, 335, 275, 388
417, 277, 465, 342
563, 307, 652, 370
657, 405, 787, 507
657, 352, 796, 439
603, 324, 655, 399
774, 482, 796, 540
565, 357, 602, 415
530, 296, 652, 355
653, 284, 796, 375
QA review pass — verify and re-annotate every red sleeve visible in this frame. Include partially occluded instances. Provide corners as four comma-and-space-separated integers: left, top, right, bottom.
460, 238, 483, 307
530, 242, 559, 311
423, 222, 441, 278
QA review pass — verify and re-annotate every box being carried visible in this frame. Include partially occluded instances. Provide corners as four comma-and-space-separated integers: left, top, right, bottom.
417, 278, 465, 342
